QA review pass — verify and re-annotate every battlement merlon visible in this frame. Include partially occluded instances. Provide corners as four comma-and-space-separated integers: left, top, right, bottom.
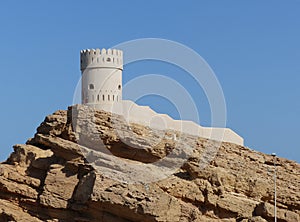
80, 48, 123, 71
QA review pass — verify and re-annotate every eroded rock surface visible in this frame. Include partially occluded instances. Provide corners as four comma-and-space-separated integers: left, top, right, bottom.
0, 105, 299, 222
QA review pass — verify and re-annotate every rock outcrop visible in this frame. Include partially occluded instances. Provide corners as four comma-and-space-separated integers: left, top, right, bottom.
0, 105, 299, 222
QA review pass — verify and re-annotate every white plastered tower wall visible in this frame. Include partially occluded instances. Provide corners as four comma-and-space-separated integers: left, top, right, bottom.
80, 48, 123, 111
80, 48, 244, 146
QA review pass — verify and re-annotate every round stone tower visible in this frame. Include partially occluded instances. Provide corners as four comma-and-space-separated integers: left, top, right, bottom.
80, 48, 123, 110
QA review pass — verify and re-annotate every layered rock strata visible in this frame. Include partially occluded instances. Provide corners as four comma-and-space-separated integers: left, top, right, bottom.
0, 105, 299, 222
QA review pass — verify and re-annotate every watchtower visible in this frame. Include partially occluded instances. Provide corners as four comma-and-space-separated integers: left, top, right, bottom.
80, 48, 123, 108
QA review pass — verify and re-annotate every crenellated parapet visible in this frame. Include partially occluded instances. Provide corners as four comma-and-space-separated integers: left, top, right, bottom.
80, 48, 123, 71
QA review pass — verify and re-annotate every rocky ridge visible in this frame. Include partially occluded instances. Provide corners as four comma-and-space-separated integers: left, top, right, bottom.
0, 105, 299, 222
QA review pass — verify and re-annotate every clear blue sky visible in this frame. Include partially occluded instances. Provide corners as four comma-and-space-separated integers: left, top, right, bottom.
0, 1, 299, 163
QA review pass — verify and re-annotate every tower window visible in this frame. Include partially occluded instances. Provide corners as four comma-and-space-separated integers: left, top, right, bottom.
89, 84, 94, 90
106, 57, 111, 62
118, 85, 121, 90
97, 95, 100, 101
113, 95, 115, 101
108, 95, 110, 101
102, 95, 105, 101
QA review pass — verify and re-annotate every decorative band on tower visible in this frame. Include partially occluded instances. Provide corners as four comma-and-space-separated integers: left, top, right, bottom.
80, 48, 123, 71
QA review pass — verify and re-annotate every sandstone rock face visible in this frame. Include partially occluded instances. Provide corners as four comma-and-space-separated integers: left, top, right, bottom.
0, 105, 299, 222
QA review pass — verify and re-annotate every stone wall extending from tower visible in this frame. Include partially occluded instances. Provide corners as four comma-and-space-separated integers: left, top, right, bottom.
80, 48, 123, 108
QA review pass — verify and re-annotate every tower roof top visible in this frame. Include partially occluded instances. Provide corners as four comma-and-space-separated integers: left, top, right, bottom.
80, 48, 123, 71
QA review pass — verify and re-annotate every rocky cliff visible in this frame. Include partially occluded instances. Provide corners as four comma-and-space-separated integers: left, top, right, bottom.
0, 105, 299, 222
